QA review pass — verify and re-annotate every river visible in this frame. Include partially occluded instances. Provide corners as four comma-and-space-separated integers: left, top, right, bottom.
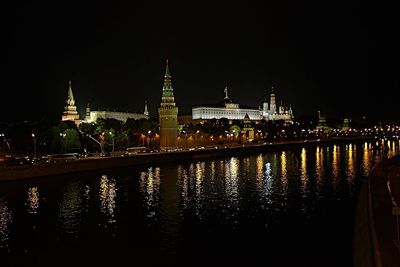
0, 140, 399, 266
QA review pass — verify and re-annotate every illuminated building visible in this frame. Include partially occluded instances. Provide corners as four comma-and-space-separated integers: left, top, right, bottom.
61, 81, 81, 124
158, 60, 179, 149
192, 87, 293, 122
316, 110, 330, 133
85, 101, 149, 123
241, 113, 254, 141
341, 117, 351, 131
262, 87, 293, 121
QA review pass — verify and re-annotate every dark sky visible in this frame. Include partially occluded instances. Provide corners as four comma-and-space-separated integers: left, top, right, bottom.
3, 1, 399, 122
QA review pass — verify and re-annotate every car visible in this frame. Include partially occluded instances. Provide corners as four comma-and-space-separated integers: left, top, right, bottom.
48, 153, 79, 163
3, 155, 30, 166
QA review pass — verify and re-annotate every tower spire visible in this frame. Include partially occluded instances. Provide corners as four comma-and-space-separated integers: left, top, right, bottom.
165, 59, 170, 77
161, 59, 175, 104
67, 80, 75, 104
62, 80, 80, 123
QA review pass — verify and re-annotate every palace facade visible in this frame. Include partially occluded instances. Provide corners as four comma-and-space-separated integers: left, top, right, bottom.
192, 87, 293, 122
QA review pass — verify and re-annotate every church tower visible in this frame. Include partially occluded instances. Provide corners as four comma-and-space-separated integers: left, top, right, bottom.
85, 103, 91, 122
269, 87, 276, 114
158, 60, 178, 150
61, 81, 80, 122
144, 100, 149, 117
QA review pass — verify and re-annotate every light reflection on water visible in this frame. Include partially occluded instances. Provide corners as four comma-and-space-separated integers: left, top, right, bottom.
280, 151, 288, 196
346, 144, 356, 186
0, 140, 399, 266
139, 167, 160, 220
26, 187, 40, 214
0, 198, 12, 248
300, 148, 308, 197
99, 175, 117, 226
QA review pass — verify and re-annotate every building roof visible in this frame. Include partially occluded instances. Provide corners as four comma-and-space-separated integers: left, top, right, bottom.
192, 102, 258, 110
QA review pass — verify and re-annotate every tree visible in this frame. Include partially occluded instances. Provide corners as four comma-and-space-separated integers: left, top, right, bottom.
115, 131, 129, 150
62, 129, 81, 152
229, 125, 241, 137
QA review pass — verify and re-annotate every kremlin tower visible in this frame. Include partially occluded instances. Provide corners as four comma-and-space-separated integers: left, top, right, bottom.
158, 60, 178, 150
61, 81, 80, 124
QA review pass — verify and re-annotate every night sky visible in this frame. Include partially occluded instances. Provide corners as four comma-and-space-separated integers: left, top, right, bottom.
3, 1, 398, 122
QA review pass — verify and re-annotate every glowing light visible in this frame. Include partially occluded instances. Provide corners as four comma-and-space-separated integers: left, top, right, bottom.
280, 151, 288, 195
99, 175, 118, 225
27, 187, 40, 214
362, 142, 372, 177
315, 146, 324, 189
346, 144, 356, 185
332, 145, 340, 187
0, 198, 12, 247
300, 148, 308, 195
139, 167, 161, 219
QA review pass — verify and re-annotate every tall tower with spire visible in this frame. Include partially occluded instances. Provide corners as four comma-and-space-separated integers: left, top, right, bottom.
158, 60, 178, 150
269, 87, 276, 114
144, 101, 149, 116
61, 81, 80, 122
85, 103, 91, 122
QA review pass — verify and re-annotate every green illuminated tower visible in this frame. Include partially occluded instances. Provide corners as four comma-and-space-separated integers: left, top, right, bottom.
158, 60, 178, 149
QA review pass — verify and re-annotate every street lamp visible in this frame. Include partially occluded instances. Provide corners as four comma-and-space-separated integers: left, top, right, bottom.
32, 133, 37, 159
147, 130, 151, 150
59, 133, 66, 154
0, 133, 5, 168
109, 131, 114, 153
195, 130, 200, 148
87, 134, 104, 156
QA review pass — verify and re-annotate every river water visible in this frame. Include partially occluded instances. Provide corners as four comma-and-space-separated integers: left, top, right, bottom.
0, 140, 399, 266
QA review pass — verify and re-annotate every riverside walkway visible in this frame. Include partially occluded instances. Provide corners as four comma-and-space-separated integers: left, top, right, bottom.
354, 155, 400, 267
0, 136, 373, 182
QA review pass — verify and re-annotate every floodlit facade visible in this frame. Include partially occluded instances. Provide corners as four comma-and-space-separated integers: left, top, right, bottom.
61, 81, 81, 124
192, 87, 294, 122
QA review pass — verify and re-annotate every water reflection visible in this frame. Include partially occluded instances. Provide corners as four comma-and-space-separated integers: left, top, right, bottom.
300, 148, 308, 196
225, 157, 239, 204
1, 140, 399, 266
256, 154, 264, 193
0, 198, 12, 247
139, 167, 161, 219
26, 187, 40, 214
195, 162, 205, 198
58, 181, 85, 235
99, 175, 118, 225
280, 151, 288, 195
362, 142, 372, 177
264, 162, 273, 199
177, 166, 189, 209
315, 146, 324, 190
346, 144, 356, 185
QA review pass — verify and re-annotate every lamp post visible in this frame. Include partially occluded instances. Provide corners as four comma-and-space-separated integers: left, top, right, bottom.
59, 133, 66, 154
109, 131, 114, 153
87, 135, 104, 156
0, 133, 5, 168
147, 130, 151, 150
32, 133, 37, 159
195, 130, 200, 148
